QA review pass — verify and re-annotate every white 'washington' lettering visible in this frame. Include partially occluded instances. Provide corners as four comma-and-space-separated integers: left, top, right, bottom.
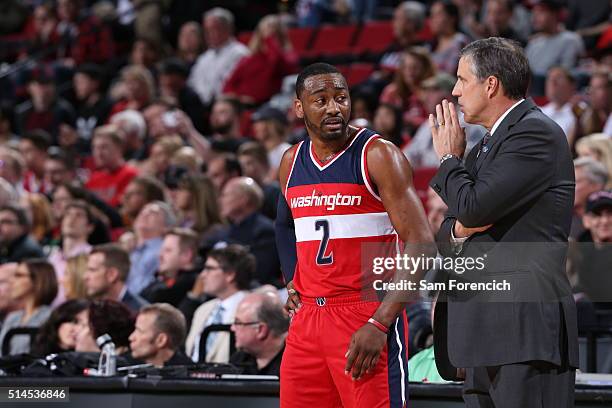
290, 190, 362, 210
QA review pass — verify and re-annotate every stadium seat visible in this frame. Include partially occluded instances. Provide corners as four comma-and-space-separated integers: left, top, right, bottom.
346, 63, 375, 87
352, 20, 395, 54
287, 27, 315, 55
302, 24, 358, 58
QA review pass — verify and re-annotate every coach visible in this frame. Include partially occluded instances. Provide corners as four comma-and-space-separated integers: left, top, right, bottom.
429, 37, 578, 407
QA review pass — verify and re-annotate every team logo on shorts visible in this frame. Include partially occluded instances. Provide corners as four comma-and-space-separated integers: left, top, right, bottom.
316, 297, 327, 306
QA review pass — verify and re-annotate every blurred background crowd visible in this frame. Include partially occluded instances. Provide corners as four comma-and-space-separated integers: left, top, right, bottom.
0, 0, 610, 377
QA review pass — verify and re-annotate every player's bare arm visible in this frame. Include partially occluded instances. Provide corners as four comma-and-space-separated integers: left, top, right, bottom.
344, 138, 435, 380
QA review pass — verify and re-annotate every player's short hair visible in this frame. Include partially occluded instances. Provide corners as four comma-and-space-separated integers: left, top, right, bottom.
295, 63, 342, 98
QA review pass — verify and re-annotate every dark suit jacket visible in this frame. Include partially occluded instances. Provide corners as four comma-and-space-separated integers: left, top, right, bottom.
0, 234, 44, 264
121, 289, 149, 312
430, 99, 579, 378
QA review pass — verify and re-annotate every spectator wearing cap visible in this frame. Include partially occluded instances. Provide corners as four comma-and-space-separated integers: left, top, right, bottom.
572, 190, 612, 305
73, 64, 112, 153
402, 73, 484, 169
44, 148, 77, 192
229, 292, 288, 376
84, 244, 148, 312
237, 142, 281, 220
525, 0, 584, 89
187, 8, 250, 106
120, 176, 165, 229
86, 125, 139, 207
251, 105, 291, 177
109, 110, 148, 162
0, 205, 44, 263
18, 131, 51, 195
158, 58, 205, 133
205, 177, 281, 287
541, 67, 578, 143
222, 14, 298, 106
128, 201, 177, 295
572, 157, 608, 238
15, 67, 76, 146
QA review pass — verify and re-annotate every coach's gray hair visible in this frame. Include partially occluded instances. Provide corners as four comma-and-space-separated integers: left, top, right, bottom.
204, 7, 235, 30
574, 157, 609, 186
398, 1, 426, 31
460, 37, 531, 100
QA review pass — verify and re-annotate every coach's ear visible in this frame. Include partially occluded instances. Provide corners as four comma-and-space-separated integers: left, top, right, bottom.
294, 98, 304, 119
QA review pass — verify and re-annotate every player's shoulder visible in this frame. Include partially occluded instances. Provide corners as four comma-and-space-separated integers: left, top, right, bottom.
280, 142, 303, 167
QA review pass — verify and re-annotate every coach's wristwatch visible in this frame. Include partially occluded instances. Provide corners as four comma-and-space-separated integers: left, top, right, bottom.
440, 153, 460, 165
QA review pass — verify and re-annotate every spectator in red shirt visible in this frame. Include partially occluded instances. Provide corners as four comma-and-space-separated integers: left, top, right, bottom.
222, 15, 298, 106
86, 125, 138, 207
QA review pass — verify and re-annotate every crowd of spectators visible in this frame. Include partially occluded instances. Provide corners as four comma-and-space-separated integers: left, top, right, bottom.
0, 0, 610, 377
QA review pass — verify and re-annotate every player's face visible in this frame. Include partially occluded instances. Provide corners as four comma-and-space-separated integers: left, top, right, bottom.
295, 73, 351, 142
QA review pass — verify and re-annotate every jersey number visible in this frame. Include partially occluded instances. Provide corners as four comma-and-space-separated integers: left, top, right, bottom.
315, 220, 333, 265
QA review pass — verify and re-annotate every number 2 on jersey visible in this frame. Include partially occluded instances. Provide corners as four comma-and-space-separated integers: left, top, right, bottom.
315, 220, 333, 265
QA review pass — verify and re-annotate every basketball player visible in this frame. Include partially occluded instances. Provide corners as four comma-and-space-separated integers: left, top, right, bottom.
276, 63, 435, 407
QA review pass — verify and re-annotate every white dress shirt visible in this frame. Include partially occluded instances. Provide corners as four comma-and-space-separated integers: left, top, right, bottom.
187, 40, 250, 105
541, 102, 575, 140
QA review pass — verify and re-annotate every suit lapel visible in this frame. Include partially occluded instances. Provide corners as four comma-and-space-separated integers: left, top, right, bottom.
473, 99, 537, 173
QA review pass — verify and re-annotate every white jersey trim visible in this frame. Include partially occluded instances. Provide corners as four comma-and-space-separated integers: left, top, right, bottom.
293, 212, 395, 242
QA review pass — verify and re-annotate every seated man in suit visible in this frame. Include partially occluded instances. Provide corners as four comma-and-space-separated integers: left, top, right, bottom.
203, 177, 281, 287
185, 244, 254, 363
129, 303, 193, 367
84, 244, 149, 312
230, 291, 288, 376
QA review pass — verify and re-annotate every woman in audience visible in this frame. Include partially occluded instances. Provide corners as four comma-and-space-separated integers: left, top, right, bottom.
109, 65, 156, 116
31, 299, 89, 356
379, 47, 436, 133
222, 14, 299, 105
74, 300, 135, 355
373, 103, 406, 148
170, 174, 224, 237
428, 0, 470, 75
63, 254, 89, 300
0, 259, 58, 356
576, 133, 612, 188
20, 193, 54, 248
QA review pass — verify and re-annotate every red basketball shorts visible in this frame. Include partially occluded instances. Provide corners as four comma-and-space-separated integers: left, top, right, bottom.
280, 294, 409, 407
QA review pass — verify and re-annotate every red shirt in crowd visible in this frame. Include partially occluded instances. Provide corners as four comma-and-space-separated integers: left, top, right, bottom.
222, 37, 299, 105
86, 164, 138, 207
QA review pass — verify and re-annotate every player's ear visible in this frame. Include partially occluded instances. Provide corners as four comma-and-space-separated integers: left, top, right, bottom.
294, 98, 304, 119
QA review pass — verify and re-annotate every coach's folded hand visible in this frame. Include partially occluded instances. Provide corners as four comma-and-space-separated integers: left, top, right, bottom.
345, 324, 387, 381
285, 281, 301, 318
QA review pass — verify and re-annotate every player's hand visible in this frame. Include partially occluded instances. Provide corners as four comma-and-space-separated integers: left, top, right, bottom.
454, 220, 492, 238
284, 281, 301, 318
344, 323, 387, 381
430, 99, 466, 159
